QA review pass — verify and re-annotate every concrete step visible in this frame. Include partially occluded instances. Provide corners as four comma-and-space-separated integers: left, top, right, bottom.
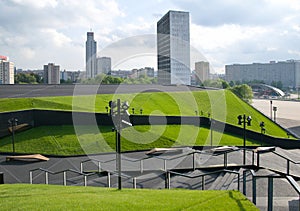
209, 172, 225, 190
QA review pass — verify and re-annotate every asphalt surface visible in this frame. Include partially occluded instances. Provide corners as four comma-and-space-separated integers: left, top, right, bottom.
0, 84, 206, 98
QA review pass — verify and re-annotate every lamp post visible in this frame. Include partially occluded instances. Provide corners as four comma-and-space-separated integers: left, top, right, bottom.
270, 100, 273, 120
8, 118, 18, 154
273, 106, 277, 122
209, 118, 214, 147
108, 99, 131, 190
259, 122, 266, 146
237, 114, 252, 165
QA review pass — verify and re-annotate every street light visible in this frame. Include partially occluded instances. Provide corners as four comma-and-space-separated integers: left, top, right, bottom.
273, 106, 277, 122
8, 118, 18, 154
270, 100, 273, 120
209, 118, 215, 147
108, 99, 132, 190
237, 114, 252, 165
259, 122, 266, 146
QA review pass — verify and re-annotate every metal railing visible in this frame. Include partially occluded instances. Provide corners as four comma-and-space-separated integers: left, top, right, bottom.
243, 169, 300, 211
166, 169, 240, 191
29, 168, 111, 187
256, 150, 300, 176
80, 148, 256, 174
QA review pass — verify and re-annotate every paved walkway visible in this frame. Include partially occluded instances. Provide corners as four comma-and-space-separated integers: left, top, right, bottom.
252, 99, 300, 137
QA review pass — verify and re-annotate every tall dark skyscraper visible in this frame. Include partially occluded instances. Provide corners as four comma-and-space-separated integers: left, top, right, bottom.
86, 31, 97, 78
157, 10, 191, 85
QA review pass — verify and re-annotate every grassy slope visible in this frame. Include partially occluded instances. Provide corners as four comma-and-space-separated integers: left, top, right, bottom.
0, 125, 260, 155
0, 184, 258, 211
0, 90, 291, 138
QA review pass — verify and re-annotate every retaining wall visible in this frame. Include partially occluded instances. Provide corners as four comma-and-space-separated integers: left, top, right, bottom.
0, 109, 298, 149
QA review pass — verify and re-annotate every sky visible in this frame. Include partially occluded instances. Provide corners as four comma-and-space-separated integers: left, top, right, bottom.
1, 0, 300, 73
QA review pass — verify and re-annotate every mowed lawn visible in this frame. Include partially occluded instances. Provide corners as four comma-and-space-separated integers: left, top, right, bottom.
0, 125, 260, 155
0, 90, 291, 138
0, 184, 258, 211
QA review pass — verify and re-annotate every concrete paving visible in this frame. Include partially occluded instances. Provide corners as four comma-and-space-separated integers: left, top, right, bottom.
252, 99, 300, 137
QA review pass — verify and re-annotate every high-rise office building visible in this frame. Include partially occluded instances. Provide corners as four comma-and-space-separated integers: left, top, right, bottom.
44, 63, 60, 84
0, 55, 14, 84
195, 61, 210, 84
86, 31, 97, 78
96, 57, 111, 75
157, 10, 191, 85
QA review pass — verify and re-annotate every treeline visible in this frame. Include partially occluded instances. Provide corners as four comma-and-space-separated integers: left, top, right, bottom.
80, 74, 157, 85
15, 73, 42, 84
201, 79, 253, 103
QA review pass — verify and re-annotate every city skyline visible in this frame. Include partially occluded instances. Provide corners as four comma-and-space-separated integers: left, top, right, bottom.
1, 0, 300, 73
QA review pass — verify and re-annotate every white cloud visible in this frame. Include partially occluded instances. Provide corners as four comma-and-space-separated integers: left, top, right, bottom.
1, 0, 300, 73
191, 24, 267, 50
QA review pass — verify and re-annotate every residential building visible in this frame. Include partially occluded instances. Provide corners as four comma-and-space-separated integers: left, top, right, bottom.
96, 57, 111, 75
0, 55, 14, 84
86, 31, 97, 78
225, 60, 300, 88
44, 63, 60, 84
131, 67, 155, 78
195, 61, 210, 84
157, 10, 191, 85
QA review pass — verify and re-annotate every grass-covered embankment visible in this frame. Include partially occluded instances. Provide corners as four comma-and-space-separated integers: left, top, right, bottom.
0, 125, 260, 155
0, 184, 258, 211
0, 90, 291, 138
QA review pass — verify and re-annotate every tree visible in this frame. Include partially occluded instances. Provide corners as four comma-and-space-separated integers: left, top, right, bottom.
15, 73, 38, 84
229, 84, 253, 103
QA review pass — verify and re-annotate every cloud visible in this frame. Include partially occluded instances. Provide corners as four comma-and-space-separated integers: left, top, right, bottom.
0, 0, 125, 70
1, 0, 300, 73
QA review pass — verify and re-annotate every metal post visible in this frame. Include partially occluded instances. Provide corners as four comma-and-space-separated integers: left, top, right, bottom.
98, 161, 101, 172
84, 175, 87, 187
202, 176, 205, 190
164, 160, 167, 171
192, 153, 195, 170
30, 171, 33, 184
224, 152, 227, 168
117, 99, 121, 190
243, 114, 246, 166
168, 172, 171, 189
270, 100, 273, 120
45, 172, 48, 185
257, 152, 260, 168
107, 172, 111, 188
80, 162, 83, 173
252, 151, 255, 166
210, 120, 213, 146
243, 170, 247, 195
287, 160, 290, 175
268, 177, 273, 211
12, 123, 15, 154
252, 176, 256, 205
63, 171, 67, 186
133, 177, 136, 189
237, 173, 240, 191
